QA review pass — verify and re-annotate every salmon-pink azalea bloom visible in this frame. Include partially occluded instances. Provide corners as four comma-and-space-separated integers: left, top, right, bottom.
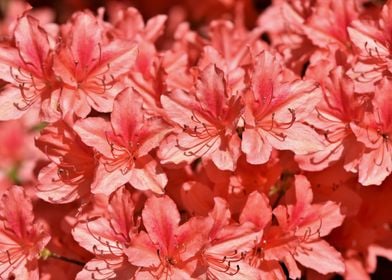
296, 66, 366, 173
242, 176, 345, 278
257, 1, 316, 74
0, 14, 60, 121
198, 197, 262, 279
75, 87, 169, 195
109, 7, 167, 43
53, 11, 138, 117
350, 78, 392, 185
73, 186, 138, 279
303, 0, 360, 51
198, 19, 265, 93
35, 120, 96, 203
159, 64, 243, 171
0, 186, 50, 280
125, 195, 208, 279
348, 1, 392, 91
241, 51, 322, 165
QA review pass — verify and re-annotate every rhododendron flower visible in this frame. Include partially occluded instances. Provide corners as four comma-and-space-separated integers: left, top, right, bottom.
125, 195, 208, 279
303, 0, 360, 51
159, 64, 243, 171
53, 11, 138, 117
108, 7, 167, 43
73, 186, 138, 279
75, 87, 169, 195
348, 1, 392, 90
109, 8, 171, 117
0, 14, 60, 121
199, 197, 262, 279
257, 1, 316, 74
241, 50, 322, 165
296, 66, 366, 173
0, 186, 50, 279
35, 120, 96, 203
242, 176, 345, 278
198, 18, 264, 92
350, 78, 392, 185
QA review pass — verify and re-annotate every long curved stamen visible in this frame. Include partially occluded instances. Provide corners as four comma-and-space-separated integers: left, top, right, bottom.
296, 218, 323, 242
177, 134, 220, 157
205, 250, 244, 279
103, 132, 136, 174
260, 109, 295, 142
83, 264, 116, 280
374, 134, 390, 168
366, 127, 382, 145
323, 125, 348, 144
310, 143, 341, 165
177, 110, 224, 158
85, 219, 124, 257
10, 67, 30, 84
315, 108, 344, 124
363, 41, 386, 60
275, 108, 296, 129
0, 250, 25, 278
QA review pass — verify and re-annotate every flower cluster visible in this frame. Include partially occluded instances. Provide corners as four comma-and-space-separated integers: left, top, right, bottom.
0, 0, 391, 279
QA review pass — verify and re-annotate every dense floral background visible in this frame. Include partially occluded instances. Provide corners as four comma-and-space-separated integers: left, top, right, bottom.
0, 0, 391, 279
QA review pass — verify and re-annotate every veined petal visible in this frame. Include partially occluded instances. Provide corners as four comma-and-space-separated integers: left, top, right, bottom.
36, 163, 86, 204
111, 87, 143, 142
128, 155, 167, 194
91, 163, 131, 195
142, 195, 180, 256
125, 231, 160, 267
1, 186, 34, 238
0, 86, 29, 120
74, 117, 113, 157
14, 15, 51, 77
241, 128, 272, 165
358, 147, 392, 186
266, 123, 324, 155
210, 134, 240, 171
73, 217, 125, 256
68, 12, 103, 75
240, 191, 272, 230
195, 64, 226, 119
295, 240, 345, 275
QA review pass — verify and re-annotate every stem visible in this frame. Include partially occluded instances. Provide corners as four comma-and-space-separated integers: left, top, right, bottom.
40, 248, 86, 266
50, 253, 86, 266
272, 189, 285, 209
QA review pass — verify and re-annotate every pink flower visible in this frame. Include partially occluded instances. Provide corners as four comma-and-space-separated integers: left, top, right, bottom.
53, 11, 138, 117
75, 87, 169, 195
199, 197, 262, 279
348, 1, 392, 91
296, 66, 366, 173
242, 176, 345, 278
198, 19, 264, 92
303, 0, 360, 51
159, 64, 243, 171
241, 50, 322, 165
35, 120, 96, 203
0, 15, 59, 121
350, 77, 392, 185
0, 186, 50, 279
257, 1, 316, 74
73, 186, 138, 279
125, 195, 208, 279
